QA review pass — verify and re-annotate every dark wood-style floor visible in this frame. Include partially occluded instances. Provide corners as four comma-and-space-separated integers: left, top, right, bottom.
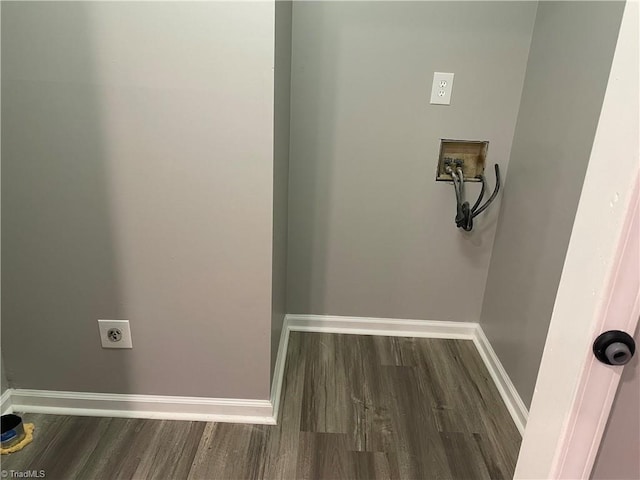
2, 333, 521, 479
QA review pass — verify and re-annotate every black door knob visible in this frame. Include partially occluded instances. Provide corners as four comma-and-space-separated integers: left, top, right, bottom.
593, 330, 636, 366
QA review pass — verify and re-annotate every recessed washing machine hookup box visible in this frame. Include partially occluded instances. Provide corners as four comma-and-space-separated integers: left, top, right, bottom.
435, 139, 489, 182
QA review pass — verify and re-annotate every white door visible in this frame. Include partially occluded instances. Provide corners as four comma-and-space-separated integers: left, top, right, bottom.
515, 2, 639, 479
591, 329, 640, 479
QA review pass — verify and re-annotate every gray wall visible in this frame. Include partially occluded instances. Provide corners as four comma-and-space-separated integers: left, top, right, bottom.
287, 1, 537, 321
0, 1, 4, 397
1, 359, 8, 393
2, 2, 276, 399
271, 1, 292, 379
479, 1, 625, 407
591, 323, 640, 480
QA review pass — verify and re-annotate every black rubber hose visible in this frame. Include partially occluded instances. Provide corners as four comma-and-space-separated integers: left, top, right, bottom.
457, 201, 470, 229
471, 175, 487, 213
472, 164, 501, 218
465, 203, 473, 231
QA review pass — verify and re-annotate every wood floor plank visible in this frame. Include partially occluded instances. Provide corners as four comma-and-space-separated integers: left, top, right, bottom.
413, 339, 473, 433
353, 335, 394, 453
131, 420, 205, 479
187, 422, 269, 480
372, 336, 416, 367
73, 418, 144, 479
3, 334, 521, 480
472, 432, 517, 480
440, 431, 492, 480
352, 451, 394, 480
300, 333, 351, 434
262, 331, 306, 479
296, 431, 372, 480
338, 333, 372, 452
75, 418, 160, 479
382, 364, 453, 480
442, 339, 521, 471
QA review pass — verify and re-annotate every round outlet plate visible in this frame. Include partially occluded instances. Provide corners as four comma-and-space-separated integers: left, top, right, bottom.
107, 328, 123, 342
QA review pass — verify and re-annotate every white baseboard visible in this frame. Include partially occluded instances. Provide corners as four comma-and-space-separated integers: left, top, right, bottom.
285, 314, 528, 435
9, 389, 275, 424
286, 314, 477, 339
3, 316, 527, 435
472, 325, 529, 435
1, 388, 13, 415
269, 315, 290, 423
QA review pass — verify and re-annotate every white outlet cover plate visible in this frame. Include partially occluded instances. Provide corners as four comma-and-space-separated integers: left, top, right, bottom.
98, 319, 133, 349
430, 72, 455, 105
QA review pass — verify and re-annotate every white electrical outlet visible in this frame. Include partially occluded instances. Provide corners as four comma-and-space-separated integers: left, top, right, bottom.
430, 72, 455, 105
98, 319, 133, 349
